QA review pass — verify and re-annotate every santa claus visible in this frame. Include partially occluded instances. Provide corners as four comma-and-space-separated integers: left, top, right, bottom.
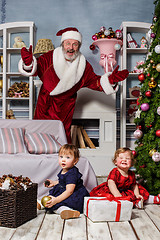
18, 27, 129, 143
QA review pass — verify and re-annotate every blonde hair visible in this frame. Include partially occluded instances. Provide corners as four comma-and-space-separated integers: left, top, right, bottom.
59, 144, 80, 162
112, 147, 135, 166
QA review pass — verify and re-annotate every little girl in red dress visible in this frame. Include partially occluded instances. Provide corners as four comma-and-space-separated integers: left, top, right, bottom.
90, 147, 160, 208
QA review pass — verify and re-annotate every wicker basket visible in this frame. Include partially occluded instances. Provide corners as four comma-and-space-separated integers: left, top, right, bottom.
0, 183, 38, 228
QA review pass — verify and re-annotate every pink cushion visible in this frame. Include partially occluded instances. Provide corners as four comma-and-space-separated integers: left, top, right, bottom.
25, 132, 61, 154
0, 128, 27, 154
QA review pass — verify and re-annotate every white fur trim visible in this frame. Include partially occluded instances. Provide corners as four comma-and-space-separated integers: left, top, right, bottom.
50, 47, 86, 96
61, 31, 82, 43
23, 63, 33, 70
100, 73, 119, 95
18, 56, 37, 76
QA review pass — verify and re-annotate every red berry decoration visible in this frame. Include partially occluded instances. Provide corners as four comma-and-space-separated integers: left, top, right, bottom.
90, 44, 96, 50
145, 90, 152, 98
138, 73, 146, 82
156, 129, 160, 137
137, 98, 140, 105
147, 73, 150, 77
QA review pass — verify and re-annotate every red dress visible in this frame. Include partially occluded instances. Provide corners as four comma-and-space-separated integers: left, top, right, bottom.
90, 168, 149, 206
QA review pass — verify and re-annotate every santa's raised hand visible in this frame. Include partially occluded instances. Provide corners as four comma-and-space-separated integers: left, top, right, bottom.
108, 65, 129, 85
21, 45, 33, 66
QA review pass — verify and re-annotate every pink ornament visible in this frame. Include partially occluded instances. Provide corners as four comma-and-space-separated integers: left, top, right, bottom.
100, 26, 106, 32
141, 103, 149, 111
152, 152, 160, 162
151, 33, 156, 38
92, 35, 98, 41
133, 129, 143, 139
115, 29, 122, 39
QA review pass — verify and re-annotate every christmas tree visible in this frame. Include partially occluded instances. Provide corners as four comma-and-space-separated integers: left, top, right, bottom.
134, 0, 160, 195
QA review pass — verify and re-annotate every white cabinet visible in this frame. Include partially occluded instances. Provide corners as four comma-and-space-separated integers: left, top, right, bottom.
0, 22, 36, 119
120, 22, 151, 148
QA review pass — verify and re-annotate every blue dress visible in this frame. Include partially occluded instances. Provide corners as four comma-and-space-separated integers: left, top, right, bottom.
48, 166, 89, 213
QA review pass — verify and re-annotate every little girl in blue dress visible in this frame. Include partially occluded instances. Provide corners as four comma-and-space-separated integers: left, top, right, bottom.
44, 144, 89, 219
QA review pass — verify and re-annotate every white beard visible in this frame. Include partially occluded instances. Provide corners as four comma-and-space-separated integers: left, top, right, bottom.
63, 49, 79, 62
51, 46, 86, 96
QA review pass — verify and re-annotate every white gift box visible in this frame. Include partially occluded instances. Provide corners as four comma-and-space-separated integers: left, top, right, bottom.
83, 197, 133, 222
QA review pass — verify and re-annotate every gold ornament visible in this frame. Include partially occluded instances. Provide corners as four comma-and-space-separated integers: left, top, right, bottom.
0, 79, 2, 89
101, 34, 106, 38
150, 25, 154, 29
152, 65, 156, 69
148, 80, 157, 88
156, 63, 160, 72
149, 149, 157, 157
150, 59, 154, 64
151, 77, 154, 81
41, 196, 51, 207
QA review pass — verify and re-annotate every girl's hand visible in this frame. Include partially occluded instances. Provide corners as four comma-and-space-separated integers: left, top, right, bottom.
135, 194, 144, 200
45, 196, 57, 208
44, 179, 58, 188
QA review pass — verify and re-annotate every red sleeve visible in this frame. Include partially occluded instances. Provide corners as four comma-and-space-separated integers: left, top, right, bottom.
82, 61, 103, 91
36, 50, 54, 79
107, 168, 119, 182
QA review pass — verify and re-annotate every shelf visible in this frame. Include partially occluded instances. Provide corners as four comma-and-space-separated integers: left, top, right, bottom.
6, 97, 29, 100
120, 21, 151, 33
7, 48, 22, 53
6, 72, 22, 76
126, 97, 138, 101
120, 21, 150, 147
127, 48, 148, 54
0, 21, 36, 119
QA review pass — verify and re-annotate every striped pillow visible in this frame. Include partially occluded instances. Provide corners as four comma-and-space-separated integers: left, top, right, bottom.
24, 132, 61, 154
0, 128, 27, 154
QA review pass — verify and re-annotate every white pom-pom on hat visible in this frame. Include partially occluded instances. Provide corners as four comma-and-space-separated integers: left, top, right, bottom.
56, 27, 82, 43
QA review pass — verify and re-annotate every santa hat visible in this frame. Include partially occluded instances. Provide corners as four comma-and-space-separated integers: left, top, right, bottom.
56, 27, 82, 43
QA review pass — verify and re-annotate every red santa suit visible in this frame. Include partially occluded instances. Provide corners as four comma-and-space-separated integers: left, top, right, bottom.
19, 46, 118, 142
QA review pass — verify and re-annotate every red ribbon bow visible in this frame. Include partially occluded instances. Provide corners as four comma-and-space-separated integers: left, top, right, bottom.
86, 196, 131, 222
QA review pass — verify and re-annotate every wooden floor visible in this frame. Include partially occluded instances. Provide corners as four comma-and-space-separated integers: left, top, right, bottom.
0, 204, 160, 240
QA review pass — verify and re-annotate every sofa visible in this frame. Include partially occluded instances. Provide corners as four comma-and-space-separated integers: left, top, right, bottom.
0, 119, 98, 199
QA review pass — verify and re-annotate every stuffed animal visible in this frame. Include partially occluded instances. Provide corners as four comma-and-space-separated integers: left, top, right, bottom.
127, 101, 138, 123
6, 109, 16, 119
13, 36, 26, 48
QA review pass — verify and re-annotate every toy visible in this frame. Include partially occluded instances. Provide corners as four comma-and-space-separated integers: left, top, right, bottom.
127, 101, 138, 123
13, 36, 26, 48
140, 36, 148, 48
6, 109, 16, 119
132, 60, 145, 73
127, 33, 138, 48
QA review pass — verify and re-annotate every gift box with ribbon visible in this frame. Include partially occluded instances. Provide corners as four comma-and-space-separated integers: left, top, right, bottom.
83, 196, 133, 222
